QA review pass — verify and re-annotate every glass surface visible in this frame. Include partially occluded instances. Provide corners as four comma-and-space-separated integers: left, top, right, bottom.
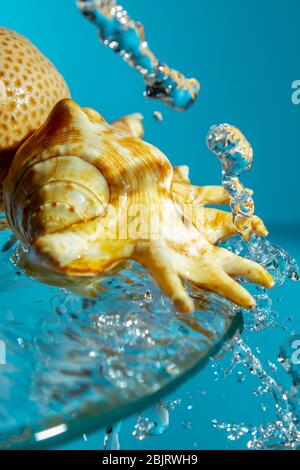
0, 217, 240, 449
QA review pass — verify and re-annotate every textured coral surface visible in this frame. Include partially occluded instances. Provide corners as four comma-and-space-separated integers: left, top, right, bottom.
0, 27, 70, 159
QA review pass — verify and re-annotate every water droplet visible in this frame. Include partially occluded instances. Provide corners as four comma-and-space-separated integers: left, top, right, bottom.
213, 336, 300, 449
153, 111, 163, 122
267, 361, 278, 373
166, 398, 182, 410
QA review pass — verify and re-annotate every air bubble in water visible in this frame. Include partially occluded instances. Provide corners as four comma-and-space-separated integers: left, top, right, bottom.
166, 398, 182, 410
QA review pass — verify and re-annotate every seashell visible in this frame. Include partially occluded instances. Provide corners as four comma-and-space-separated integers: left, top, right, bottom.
4, 99, 274, 313
0, 26, 70, 189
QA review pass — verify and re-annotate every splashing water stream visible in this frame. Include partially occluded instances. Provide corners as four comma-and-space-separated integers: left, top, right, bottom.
76, 0, 200, 111
212, 335, 300, 449
207, 123, 300, 282
207, 123, 255, 240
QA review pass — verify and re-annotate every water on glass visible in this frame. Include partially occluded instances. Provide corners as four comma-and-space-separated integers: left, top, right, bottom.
0, 220, 238, 449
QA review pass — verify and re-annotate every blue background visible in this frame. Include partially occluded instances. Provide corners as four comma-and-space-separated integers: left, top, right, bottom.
1, 0, 300, 450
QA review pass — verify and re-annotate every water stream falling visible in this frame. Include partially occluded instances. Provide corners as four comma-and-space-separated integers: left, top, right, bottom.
76, 0, 200, 111
207, 123, 255, 241
211, 335, 300, 449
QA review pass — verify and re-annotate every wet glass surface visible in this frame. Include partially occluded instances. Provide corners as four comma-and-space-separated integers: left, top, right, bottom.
54, 231, 300, 450
0, 219, 238, 449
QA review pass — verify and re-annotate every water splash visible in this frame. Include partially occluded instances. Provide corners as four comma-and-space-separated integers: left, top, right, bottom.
207, 122, 300, 283
212, 335, 300, 450
222, 233, 300, 286
77, 0, 200, 111
207, 124, 254, 240
210, 219, 300, 449
246, 235, 300, 285
220, 235, 299, 332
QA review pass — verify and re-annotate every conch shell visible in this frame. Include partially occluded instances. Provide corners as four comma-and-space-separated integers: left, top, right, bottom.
0, 27, 70, 190
4, 99, 274, 313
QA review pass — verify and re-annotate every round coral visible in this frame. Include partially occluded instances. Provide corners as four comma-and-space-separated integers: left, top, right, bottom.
0, 27, 70, 160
